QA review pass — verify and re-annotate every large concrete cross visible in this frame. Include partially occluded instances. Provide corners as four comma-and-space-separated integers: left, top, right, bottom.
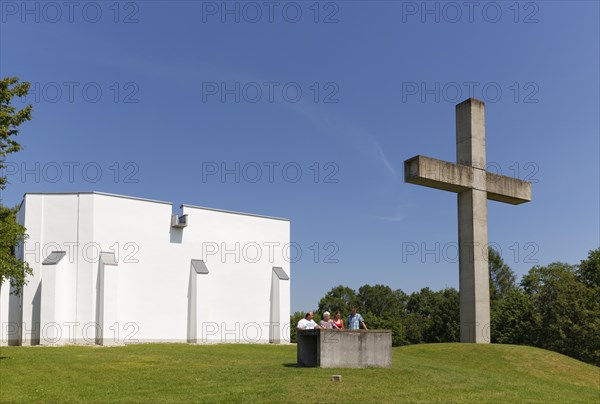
404, 98, 532, 343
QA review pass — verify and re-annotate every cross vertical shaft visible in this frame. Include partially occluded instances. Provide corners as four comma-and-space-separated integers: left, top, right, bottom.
456, 99, 490, 343
404, 98, 532, 344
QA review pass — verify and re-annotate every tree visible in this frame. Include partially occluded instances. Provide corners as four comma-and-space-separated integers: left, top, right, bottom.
317, 285, 357, 316
522, 262, 600, 365
491, 288, 535, 345
355, 284, 406, 320
577, 248, 600, 289
289, 311, 305, 343
488, 247, 517, 310
405, 287, 459, 343
0, 77, 33, 293
0, 205, 31, 294
1, 77, 32, 190
355, 285, 409, 346
402, 312, 428, 344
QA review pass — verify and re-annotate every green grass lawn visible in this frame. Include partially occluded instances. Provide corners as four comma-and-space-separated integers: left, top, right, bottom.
0, 343, 597, 403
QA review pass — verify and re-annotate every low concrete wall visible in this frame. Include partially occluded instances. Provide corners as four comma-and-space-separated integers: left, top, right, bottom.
297, 329, 392, 368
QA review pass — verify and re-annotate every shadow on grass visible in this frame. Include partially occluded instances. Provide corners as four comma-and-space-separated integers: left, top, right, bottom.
282, 363, 298, 368
0, 356, 9, 360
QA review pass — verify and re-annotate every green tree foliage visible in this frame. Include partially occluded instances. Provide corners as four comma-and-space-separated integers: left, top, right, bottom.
406, 287, 459, 343
488, 247, 517, 310
577, 248, 600, 288
522, 261, 600, 365
311, 284, 459, 346
0, 205, 31, 294
289, 311, 305, 344
491, 288, 535, 345
1, 77, 32, 190
402, 312, 426, 344
0, 77, 33, 293
356, 284, 407, 320
317, 285, 356, 316
294, 248, 599, 365
489, 246, 524, 344
356, 285, 409, 346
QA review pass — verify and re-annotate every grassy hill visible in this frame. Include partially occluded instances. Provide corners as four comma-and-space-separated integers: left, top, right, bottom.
0, 343, 597, 403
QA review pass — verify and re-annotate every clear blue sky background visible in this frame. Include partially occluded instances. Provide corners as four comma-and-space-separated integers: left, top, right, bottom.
1, 1, 598, 312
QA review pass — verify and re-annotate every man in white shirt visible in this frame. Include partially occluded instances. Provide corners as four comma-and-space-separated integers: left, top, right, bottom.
297, 311, 320, 329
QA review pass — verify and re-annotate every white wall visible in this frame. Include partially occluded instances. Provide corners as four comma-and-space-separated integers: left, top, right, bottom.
177, 205, 291, 343
20, 194, 80, 345
12, 192, 290, 345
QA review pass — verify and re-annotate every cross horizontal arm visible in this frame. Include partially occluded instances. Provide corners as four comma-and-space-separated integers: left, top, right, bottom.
486, 172, 531, 204
404, 155, 532, 205
404, 155, 474, 193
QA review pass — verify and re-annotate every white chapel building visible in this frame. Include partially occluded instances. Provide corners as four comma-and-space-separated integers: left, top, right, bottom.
0, 192, 291, 346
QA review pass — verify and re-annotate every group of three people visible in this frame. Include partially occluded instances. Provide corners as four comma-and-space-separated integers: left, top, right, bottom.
297, 306, 368, 330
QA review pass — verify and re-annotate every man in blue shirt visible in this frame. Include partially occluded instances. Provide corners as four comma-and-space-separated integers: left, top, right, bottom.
347, 306, 368, 330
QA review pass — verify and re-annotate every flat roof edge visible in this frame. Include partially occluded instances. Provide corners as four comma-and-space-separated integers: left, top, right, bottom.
22, 192, 173, 206
19, 192, 289, 221
181, 204, 290, 222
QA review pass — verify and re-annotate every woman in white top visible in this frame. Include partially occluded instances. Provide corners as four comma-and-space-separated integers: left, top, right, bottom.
319, 311, 339, 329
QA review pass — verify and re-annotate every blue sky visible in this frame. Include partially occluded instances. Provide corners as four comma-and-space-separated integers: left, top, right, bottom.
1, 1, 598, 312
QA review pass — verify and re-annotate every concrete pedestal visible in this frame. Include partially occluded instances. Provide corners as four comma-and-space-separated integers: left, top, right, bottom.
297, 329, 392, 368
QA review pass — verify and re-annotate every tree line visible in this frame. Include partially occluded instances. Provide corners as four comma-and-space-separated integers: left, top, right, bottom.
291, 248, 600, 366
